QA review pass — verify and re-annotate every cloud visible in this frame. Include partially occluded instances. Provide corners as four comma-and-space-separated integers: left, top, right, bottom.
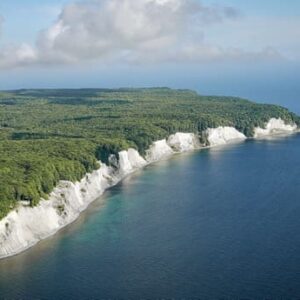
34, 0, 239, 64
0, 0, 282, 69
0, 44, 37, 69
0, 15, 37, 69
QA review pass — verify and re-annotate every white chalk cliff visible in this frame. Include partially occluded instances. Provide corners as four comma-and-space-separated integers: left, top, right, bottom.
0, 119, 298, 259
118, 149, 147, 174
167, 133, 200, 152
145, 139, 174, 162
205, 127, 246, 146
254, 118, 297, 138
0, 164, 115, 258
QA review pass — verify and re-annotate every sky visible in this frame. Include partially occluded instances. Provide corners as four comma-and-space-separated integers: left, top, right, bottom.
0, 0, 299, 113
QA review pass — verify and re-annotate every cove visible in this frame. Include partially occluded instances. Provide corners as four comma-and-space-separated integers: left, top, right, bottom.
0, 134, 300, 299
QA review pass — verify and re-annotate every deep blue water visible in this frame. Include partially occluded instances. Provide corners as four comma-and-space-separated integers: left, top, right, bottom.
0, 134, 300, 299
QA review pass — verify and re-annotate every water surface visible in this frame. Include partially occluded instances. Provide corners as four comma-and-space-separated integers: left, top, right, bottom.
0, 134, 300, 299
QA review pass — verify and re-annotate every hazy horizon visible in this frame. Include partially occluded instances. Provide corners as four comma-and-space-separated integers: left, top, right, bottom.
0, 0, 299, 113
1, 62, 299, 114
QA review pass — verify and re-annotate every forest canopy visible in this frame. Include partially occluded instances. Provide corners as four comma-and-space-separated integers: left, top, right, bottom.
0, 88, 299, 219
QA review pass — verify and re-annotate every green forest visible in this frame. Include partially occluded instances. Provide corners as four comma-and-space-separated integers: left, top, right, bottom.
0, 88, 299, 219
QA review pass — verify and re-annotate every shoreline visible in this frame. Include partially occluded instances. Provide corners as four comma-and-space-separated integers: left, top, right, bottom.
0, 118, 298, 260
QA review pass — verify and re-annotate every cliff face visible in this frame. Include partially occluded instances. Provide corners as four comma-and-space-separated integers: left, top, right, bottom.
118, 149, 147, 174
254, 118, 297, 138
0, 165, 115, 258
167, 133, 200, 152
205, 127, 246, 146
145, 140, 174, 162
0, 119, 298, 259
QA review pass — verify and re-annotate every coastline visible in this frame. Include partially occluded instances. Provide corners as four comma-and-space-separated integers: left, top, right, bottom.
0, 118, 298, 260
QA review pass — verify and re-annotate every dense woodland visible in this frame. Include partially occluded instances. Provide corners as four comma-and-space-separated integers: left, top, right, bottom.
0, 88, 299, 219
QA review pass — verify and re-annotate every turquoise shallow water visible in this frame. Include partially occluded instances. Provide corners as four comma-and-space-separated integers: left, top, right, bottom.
0, 134, 300, 299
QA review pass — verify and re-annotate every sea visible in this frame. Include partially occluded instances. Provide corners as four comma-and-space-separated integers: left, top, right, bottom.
0, 133, 299, 299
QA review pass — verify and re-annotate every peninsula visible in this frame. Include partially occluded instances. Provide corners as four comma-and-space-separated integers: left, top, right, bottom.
0, 88, 299, 258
